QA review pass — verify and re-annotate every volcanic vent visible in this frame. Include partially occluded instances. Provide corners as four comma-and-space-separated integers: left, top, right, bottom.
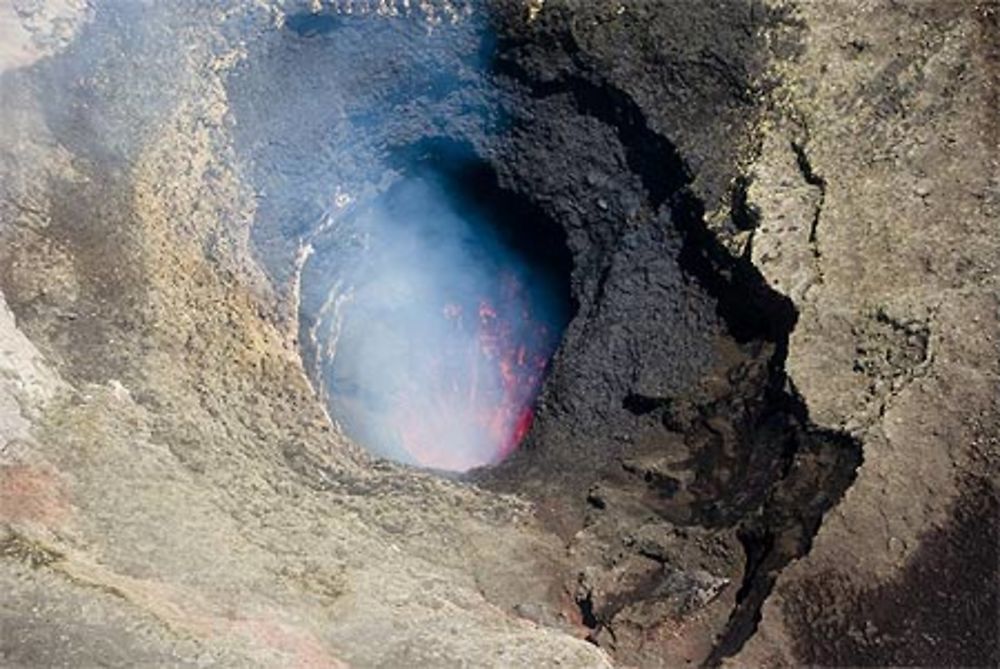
300, 142, 573, 471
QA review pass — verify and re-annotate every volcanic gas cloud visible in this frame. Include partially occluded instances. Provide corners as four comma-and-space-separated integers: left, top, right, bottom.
319, 170, 568, 471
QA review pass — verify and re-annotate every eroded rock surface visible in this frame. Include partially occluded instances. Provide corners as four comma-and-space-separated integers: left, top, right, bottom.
730, 1, 999, 665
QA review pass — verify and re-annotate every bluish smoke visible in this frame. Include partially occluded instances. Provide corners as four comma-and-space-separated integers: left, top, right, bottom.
314, 167, 567, 471
222, 5, 570, 471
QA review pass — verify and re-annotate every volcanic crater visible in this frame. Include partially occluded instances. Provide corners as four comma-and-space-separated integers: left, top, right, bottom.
233, 5, 865, 663
1, 1, 996, 667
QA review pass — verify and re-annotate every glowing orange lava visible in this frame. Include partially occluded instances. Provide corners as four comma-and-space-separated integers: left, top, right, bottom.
391, 271, 554, 470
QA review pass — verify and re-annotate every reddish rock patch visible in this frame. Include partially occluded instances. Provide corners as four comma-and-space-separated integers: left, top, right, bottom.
0, 465, 71, 527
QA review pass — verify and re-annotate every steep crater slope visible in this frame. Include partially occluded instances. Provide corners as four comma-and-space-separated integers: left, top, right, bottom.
226, 2, 863, 665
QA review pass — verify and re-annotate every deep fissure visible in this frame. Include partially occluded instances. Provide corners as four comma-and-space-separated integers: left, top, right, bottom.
485, 25, 863, 662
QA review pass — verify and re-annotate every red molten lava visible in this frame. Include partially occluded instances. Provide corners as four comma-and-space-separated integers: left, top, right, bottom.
390, 271, 555, 471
